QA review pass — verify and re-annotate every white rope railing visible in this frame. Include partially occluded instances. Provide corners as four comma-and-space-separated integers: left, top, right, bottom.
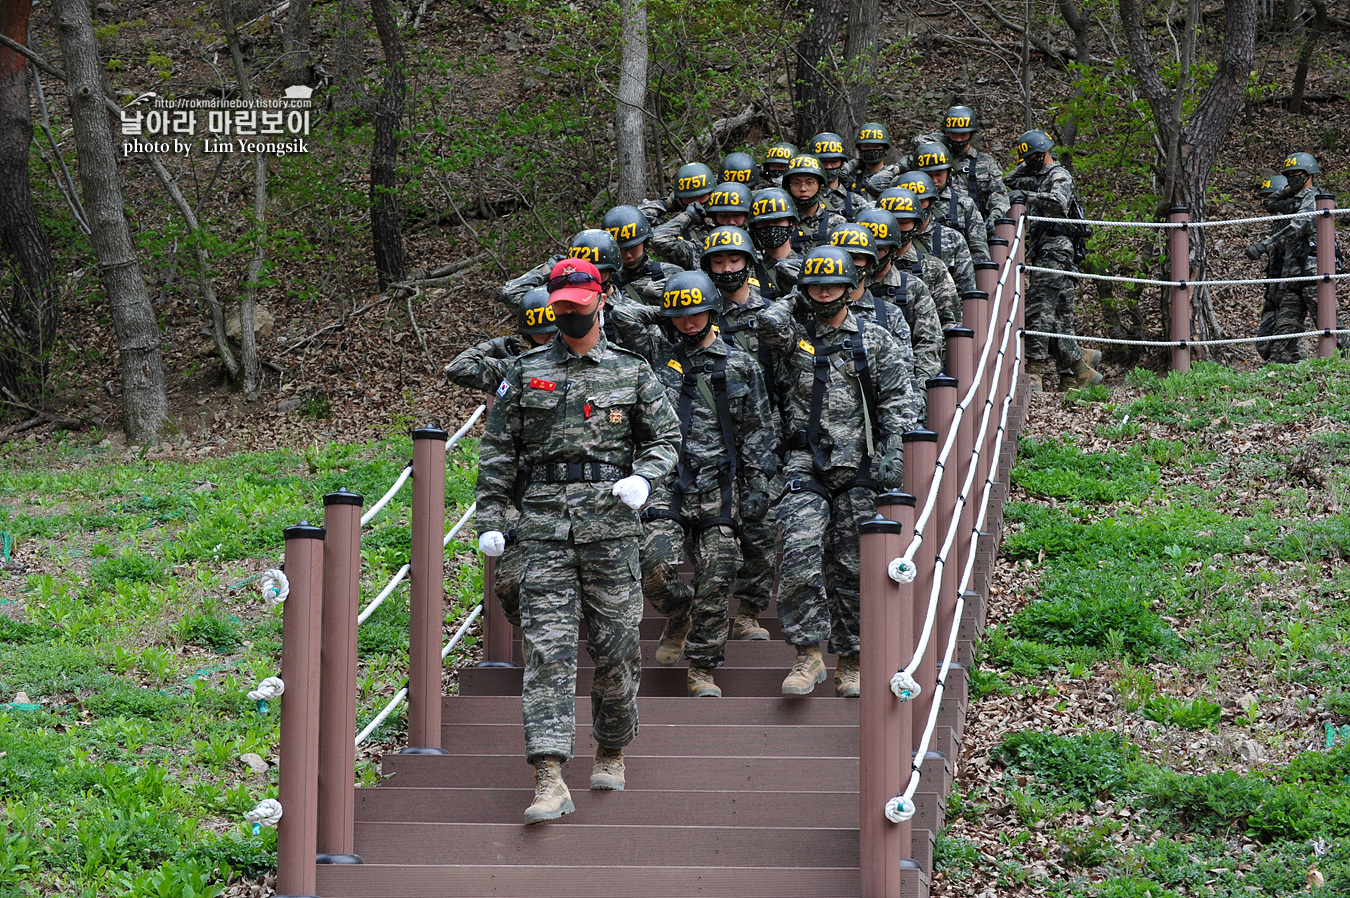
358, 564, 410, 625
447, 404, 487, 450
361, 465, 413, 526
443, 502, 477, 548
1025, 207, 1350, 230
1021, 264, 1350, 289
355, 603, 483, 747
1023, 327, 1350, 349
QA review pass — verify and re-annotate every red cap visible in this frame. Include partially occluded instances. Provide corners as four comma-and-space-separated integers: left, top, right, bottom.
546, 258, 604, 305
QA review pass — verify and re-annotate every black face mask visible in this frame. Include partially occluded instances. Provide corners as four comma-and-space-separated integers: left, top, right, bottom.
752, 224, 793, 251
947, 136, 970, 155
555, 307, 598, 339
860, 147, 886, 164
678, 316, 715, 346
1022, 154, 1045, 174
810, 293, 847, 320
792, 190, 819, 211
709, 267, 750, 290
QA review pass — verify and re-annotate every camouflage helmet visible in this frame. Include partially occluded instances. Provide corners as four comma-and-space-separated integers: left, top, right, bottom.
1257, 173, 1289, 197
809, 131, 848, 165
673, 161, 716, 200
704, 181, 753, 217
798, 244, 859, 289
855, 208, 903, 250
518, 286, 558, 336
942, 105, 979, 136
876, 187, 925, 227
601, 204, 652, 250
913, 141, 953, 173
1281, 152, 1320, 176
1015, 129, 1054, 163
829, 223, 880, 275
749, 187, 801, 224
719, 151, 761, 188
660, 270, 723, 318
784, 154, 828, 188
568, 228, 621, 274
895, 171, 937, 206
762, 142, 798, 173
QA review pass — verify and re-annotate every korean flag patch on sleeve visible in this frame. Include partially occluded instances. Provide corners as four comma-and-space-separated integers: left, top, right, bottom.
496, 380, 511, 399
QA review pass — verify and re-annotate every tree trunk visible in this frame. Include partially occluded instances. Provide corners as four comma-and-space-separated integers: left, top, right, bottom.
217, 0, 263, 394
1288, 0, 1327, 113
1118, 0, 1257, 345
0, 0, 56, 400
370, 0, 405, 289
1055, 0, 1092, 174
616, 0, 648, 205
282, 0, 313, 87
841, 0, 879, 151
333, 0, 367, 113
52, 0, 168, 442
793, 0, 847, 145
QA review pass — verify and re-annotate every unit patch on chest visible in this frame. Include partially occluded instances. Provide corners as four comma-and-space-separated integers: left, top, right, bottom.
608, 408, 624, 424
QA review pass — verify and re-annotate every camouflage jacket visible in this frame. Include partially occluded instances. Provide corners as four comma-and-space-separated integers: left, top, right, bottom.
608, 310, 775, 508
756, 250, 803, 299
756, 299, 919, 477
651, 206, 713, 270
615, 255, 683, 307
1006, 161, 1076, 264
917, 218, 978, 296
933, 185, 991, 263
793, 205, 847, 252
873, 254, 944, 386
638, 192, 684, 228
840, 159, 902, 199
823, 181, 875, 220
445, 335, 523, 395
948, 145, 1010, 234
846, 287, 924, 426
499, 254, 564, 308
1271, 185, 1320, 276
476, 333, 681, 542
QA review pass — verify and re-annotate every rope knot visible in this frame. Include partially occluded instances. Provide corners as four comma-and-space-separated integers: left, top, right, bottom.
891, 670, 921, 702
885, 795, 916, 823
260, 569, 289, 606
889, 557, 917, 584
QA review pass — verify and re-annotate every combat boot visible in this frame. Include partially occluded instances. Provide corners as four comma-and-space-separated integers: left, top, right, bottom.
834, 657, 861, 697
729, 601, 769, 641
1062, 357, 1105, 390
781, 644, 827, 695
590, 745, 625, 791
1080, 347, 1102, 370
688, 666, 722, 698
654, 616, 691, 666
1026, 360, 1045, 393
524, 756, 573, 824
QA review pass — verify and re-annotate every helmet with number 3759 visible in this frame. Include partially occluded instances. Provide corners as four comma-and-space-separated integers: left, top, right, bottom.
660, 270, 723, 318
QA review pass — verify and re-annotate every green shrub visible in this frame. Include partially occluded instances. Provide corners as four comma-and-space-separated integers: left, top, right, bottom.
90, 551, 166, 587
995, 731, 1140, 803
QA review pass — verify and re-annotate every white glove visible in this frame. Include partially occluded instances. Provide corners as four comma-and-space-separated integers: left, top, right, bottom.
478, 531, 506, 557
612, 475, 650, 510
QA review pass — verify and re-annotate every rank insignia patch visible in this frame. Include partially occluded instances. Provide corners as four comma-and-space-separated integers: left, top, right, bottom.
608, 408, 623, 424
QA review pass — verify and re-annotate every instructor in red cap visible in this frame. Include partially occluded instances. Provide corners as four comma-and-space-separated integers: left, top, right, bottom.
474, 257, 682, 824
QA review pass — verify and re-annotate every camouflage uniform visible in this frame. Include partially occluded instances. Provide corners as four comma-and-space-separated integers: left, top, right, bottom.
1268, 184, 1321, 363
846, 287, 924, 427
757, 251, 803, 299
823, 181, 875, 221
872, 252, 945, 392
651, 207, 714, 271
947, 144, 1010, 239
755, 300, 919, 659
1255, 191, 1297, 360
840, 159, 902, 200
916, 216, 978, 297
610, 308, 775, 670
476, 334, 680, 762
638, 193, 684, 228
793, 206, 848, 253
615, 255, 683, 307
933, 184, 991, 263
1006, 160, 1084, 366
500, 256, 564, 309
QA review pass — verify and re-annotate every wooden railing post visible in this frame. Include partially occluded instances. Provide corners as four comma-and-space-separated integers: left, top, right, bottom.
407, 428, 449, 753
939, 328, 972, 679
1169, 206, 1192, 373
1316, 194, 1337, 358
902, 426, 939, 758
478, 397, 516, 666
317, 490, 364, 866
859, 511, 906, 898
277, 521, 325, 898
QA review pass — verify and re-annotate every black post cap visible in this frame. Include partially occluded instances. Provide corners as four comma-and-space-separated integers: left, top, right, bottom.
974, 260, 999, 270
1316, 193, 1335, 202
1168, 205, 1189, 215
324, 487, 364, 507
962, 290, 988, 300
412, 426, 450, 441
315, 853, 365, 865
859, 514, 902, 535
988, 237, 1009, 247
926, 374, 959, 390
944, 327, 975, 339
902, 428, 939, 443
283, 521, 325, 540
876, 490, 916, 507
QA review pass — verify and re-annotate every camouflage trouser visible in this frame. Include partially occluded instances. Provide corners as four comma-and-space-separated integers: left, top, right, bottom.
640, 515, 742, 669
518, 536, 643, 762
1269, 282, 1311, 364
732, 513, 776, 616
492, 543, 525, 626
1024, 244, 1082, 365
774, 472, 875, 659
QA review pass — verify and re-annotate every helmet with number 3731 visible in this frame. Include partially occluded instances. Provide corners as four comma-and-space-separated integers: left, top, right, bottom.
798, 245, 859, 289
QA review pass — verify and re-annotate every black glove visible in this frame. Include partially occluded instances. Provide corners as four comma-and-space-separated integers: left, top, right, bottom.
495, 335, 523, 356
740, 475, 770, 523
877, 443, 905, 489
1245, 242, 1267, 261
1008, 190, 1028, 207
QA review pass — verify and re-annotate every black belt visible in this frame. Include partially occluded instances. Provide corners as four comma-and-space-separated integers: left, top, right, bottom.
529, 462, 629, 484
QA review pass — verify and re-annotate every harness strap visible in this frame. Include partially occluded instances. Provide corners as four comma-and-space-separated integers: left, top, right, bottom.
662, 345, 740, 534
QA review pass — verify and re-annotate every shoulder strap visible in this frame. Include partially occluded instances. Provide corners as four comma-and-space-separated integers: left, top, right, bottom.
872, 291, 889, 331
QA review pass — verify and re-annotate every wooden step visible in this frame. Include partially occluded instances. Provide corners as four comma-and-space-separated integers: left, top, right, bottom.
439, 722, 860, 756
458, 664, 850, 697
356, 786, 860, 826
381, 753, 859, 792
349, 821, 859, 868
315, 862, 879, 898
441, 694, 862, 726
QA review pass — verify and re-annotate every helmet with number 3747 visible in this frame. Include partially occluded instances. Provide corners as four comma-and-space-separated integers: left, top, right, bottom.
798, 245, 859, 289
660, 270, 723, 318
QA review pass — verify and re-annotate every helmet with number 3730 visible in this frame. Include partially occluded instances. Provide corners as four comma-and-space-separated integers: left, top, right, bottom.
798, 245, 859, 289
660, 270, 723, 318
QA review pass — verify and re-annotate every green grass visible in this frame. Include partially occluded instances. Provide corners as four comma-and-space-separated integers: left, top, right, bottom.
0, 432, 483, 895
